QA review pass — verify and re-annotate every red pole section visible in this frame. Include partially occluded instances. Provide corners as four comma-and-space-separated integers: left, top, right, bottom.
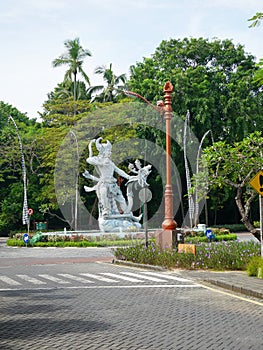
162, 82, 177, 231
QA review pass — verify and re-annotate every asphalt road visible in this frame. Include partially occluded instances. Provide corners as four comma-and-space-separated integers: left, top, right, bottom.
0, 244, 262, 350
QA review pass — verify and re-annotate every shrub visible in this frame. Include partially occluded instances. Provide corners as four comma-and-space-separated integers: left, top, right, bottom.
6, 235, 148, 248
194, 241, 260, 270
211, 228, 230, 236
212, 224, 247, 232
6, 238, 26, 247
247, 256, 263, 277
185, 234, 237, 244
114, 241, 261, 270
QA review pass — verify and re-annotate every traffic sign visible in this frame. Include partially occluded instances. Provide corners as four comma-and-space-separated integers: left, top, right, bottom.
36, 222, 47, 231
23, 233, 29, 244
250, 171, 263, 258
249, 170, 263, 195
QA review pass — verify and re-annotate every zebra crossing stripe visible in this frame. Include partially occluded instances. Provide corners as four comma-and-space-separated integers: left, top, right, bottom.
0, 276, 22, 286
58, 274, 94, 283
80, 273, 119, 283
0, 272, 194, 287
16, 274, 46, 285
38, 274, 71, 284
141, 272, 192, 282
120, 272, 168, 282
100, 272, 144, 282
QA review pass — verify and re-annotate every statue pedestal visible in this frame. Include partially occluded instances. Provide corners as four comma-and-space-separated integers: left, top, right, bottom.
99, 214, 141, 233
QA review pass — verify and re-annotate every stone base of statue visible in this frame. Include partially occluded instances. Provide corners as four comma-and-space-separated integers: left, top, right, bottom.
99, 214, 142, 233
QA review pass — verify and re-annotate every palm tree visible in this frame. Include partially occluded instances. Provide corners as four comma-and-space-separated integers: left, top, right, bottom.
88, 63, 127, 102
51, 81, 89, 100
52, 38, 92, 101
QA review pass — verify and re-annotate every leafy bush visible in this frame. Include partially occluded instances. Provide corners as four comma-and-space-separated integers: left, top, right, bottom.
114, 242, 195, 269
114, 241, 261, 270
193, 241, 259, 270
246, 256, 263, 277
185, 234, 237, 244
6, 235, 147, 248
184, 227, 231, 240
212, 224, 247, 232
211, 228, 230, 236
6, 238, 26, 247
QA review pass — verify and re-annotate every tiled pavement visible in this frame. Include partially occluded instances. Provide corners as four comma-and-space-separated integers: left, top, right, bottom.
0, 265, 262, 350
0, 237, 262, 349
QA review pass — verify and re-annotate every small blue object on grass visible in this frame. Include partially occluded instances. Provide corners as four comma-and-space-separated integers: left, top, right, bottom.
206, 228, 216, 242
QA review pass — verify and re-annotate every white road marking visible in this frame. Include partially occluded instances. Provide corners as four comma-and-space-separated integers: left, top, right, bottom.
0, 271, 196, 288
58, 273, 94, 283
201, 284, 263, 306
16, 274, 46, 285
100, 272, 145, 282
80, 273, 119, 282
141, 272, 193, 282
0, 275, 22, 286
38, 274, 71, 284
119, 272, 169, 282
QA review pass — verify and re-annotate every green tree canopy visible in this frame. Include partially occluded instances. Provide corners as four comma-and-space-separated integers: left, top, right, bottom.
0, 102, 44, 233
248, 12, 263, 86
128, 37, 263, 143
195, 132, 263, 234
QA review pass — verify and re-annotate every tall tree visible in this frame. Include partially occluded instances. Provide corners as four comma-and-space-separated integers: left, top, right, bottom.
52, 38, 92, 101
88, 63, 127, 102
127, 38, 263, 225
194, 132, 263, 236
128, 38, 263, 143
0, 102, 44, 233
248, 13, 263, 86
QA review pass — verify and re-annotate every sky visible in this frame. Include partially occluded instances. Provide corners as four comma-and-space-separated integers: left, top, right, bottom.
0, 0, 262, 120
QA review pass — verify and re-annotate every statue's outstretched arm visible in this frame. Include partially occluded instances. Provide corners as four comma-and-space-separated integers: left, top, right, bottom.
88, 139, 96, 157
87, 140, 99, 166
114, 165, 130, 180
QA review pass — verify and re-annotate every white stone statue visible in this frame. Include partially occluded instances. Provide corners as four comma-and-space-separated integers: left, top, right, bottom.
83, 138, 151, 232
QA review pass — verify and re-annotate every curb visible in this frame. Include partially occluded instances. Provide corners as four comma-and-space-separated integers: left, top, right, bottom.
202, 279, 263, 300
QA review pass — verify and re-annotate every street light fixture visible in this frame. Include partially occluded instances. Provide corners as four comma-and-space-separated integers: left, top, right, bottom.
125, 81, 177, 248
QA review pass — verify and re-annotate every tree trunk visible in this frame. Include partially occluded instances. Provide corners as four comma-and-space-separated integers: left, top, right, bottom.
73, 72, 77, 117
235, 187, 259, 239
73, 72, 77, 101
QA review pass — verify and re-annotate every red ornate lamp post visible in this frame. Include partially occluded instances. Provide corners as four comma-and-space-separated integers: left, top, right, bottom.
125, 81, 177, 248
161, 82, 177, 231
